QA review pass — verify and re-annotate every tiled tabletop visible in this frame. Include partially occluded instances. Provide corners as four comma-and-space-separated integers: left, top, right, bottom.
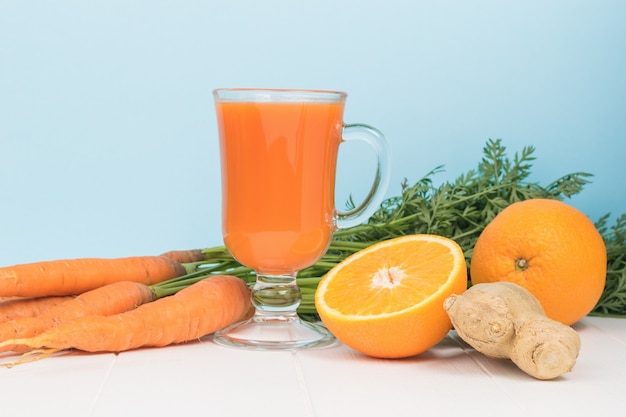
1, 316, 624, 417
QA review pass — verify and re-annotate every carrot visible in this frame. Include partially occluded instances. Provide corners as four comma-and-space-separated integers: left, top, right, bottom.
0, 296, 74, 323
0, 275, 251, 366
159, 249, 207, 264
0, 256, 187, 298
0, 281, 156, 353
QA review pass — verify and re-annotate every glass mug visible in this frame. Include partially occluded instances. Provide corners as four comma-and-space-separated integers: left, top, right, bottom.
213, 88, 391, 350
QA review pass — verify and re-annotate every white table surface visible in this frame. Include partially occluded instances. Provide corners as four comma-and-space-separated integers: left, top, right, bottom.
1, 315, 624, 417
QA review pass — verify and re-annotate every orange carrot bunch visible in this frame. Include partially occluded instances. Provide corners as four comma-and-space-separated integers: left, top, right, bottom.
0, 281, 157, 353
0, 251, 252, 367
1, 275, 251, 367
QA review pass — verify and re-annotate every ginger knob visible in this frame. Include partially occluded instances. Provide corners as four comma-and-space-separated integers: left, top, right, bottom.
444, 282, 581, 380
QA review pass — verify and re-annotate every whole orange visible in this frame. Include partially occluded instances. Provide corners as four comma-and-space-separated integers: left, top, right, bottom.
470, 198, 606, 325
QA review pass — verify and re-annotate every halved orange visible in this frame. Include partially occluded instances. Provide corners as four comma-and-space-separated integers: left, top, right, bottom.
315, 234, 467, 358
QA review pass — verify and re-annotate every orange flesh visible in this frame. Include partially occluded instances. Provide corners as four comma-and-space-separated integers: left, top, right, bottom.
322, 238, 461, 316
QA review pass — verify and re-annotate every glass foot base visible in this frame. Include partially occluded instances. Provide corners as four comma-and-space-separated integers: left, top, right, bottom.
213, 314, 336, 350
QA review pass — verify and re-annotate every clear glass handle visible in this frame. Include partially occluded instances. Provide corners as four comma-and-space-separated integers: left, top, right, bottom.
336, 123, 392, 229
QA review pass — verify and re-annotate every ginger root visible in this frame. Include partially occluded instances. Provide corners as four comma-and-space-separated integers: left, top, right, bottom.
444, 282, 580, 380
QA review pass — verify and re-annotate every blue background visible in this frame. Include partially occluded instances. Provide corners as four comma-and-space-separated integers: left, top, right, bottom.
1, 0, 625, 266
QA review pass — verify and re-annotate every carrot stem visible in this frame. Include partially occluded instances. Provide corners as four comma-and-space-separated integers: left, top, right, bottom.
155, 240, 368, 315
152, 241, 364, 313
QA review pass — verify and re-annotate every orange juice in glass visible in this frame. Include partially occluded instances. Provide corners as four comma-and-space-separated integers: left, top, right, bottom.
213, 89, 391, 350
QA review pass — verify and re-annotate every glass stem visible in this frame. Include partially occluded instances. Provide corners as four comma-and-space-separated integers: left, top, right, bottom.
252, 273, 301, 319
